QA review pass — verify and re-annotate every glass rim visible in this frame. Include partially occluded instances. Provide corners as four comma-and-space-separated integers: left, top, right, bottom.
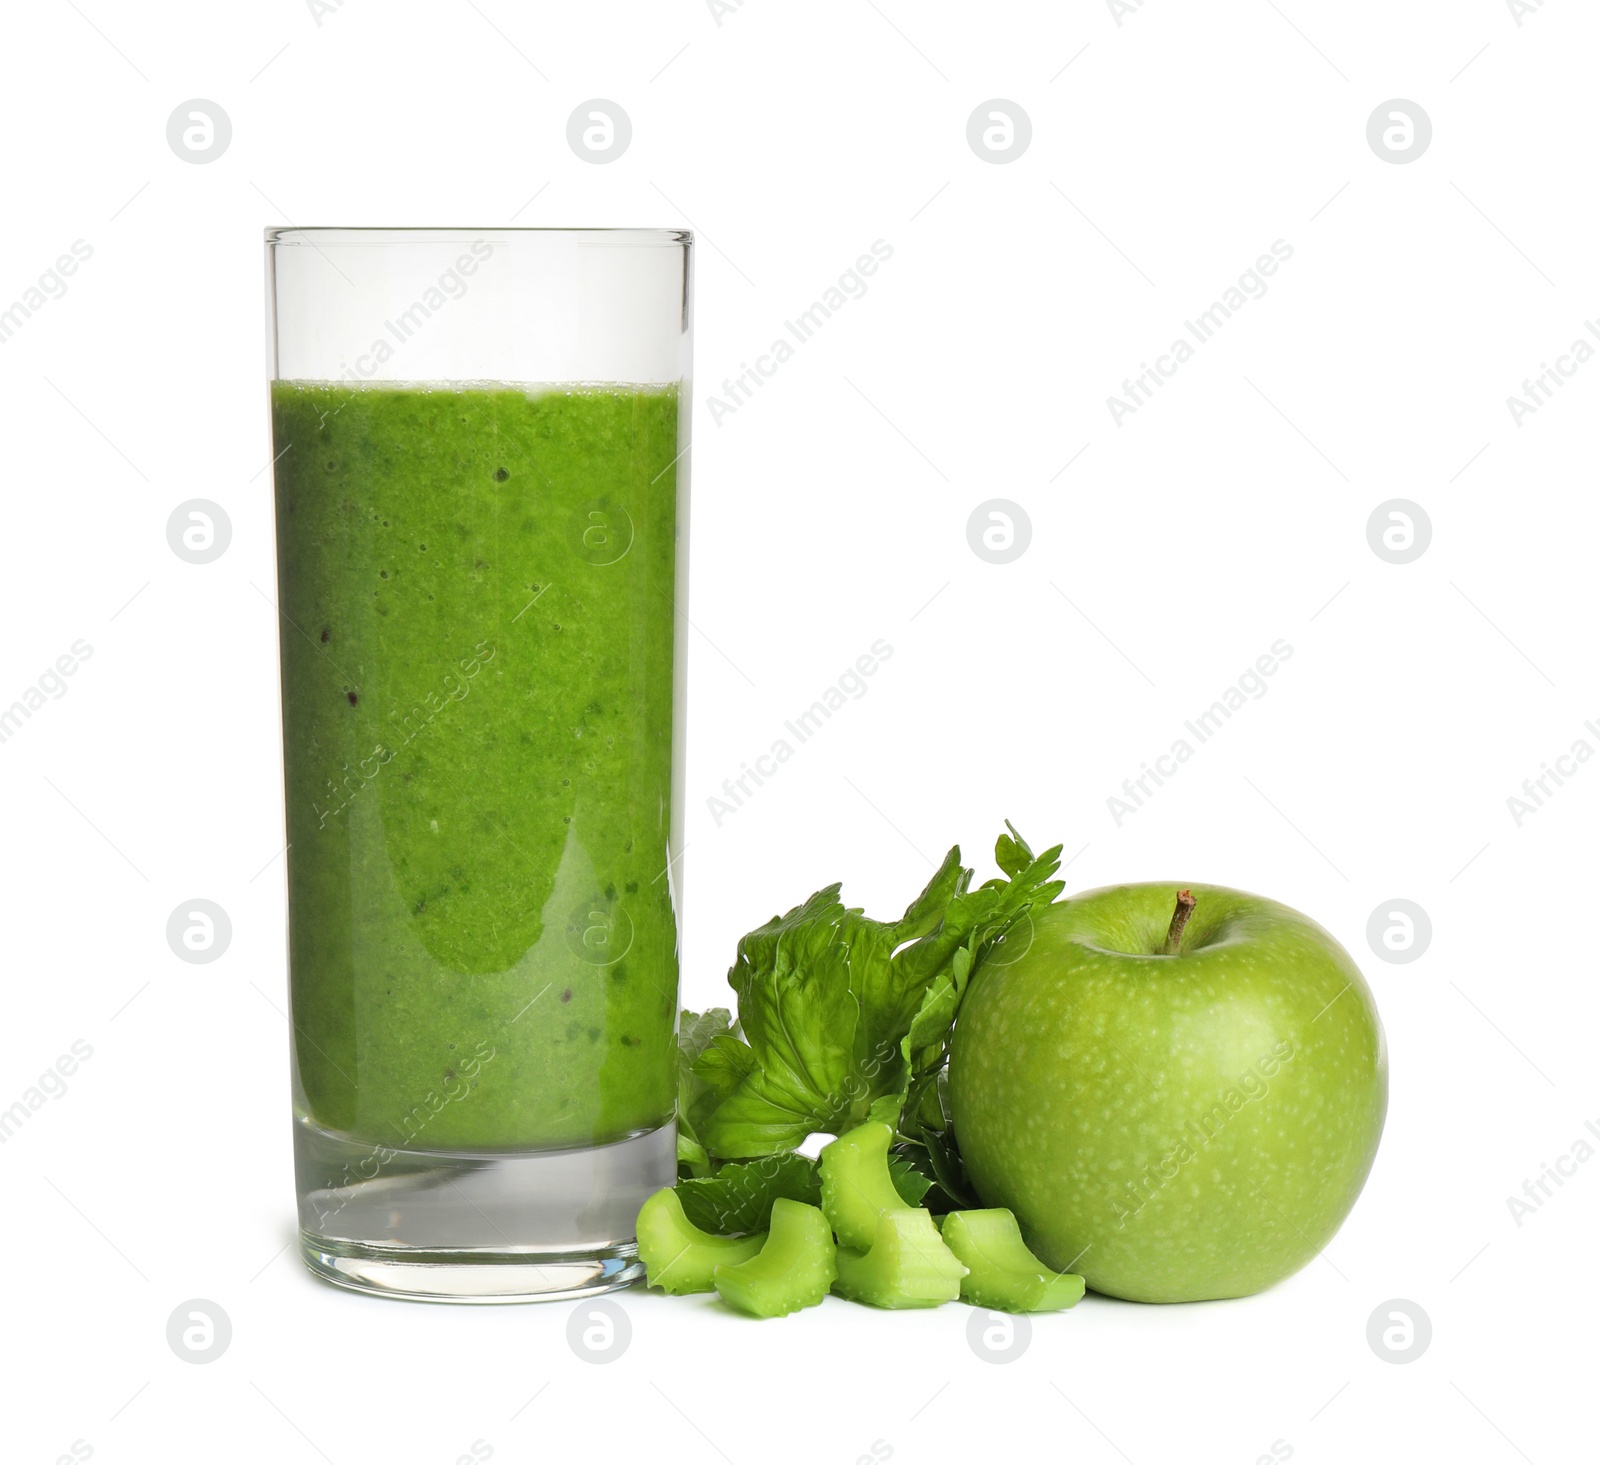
265, 226, 692, 247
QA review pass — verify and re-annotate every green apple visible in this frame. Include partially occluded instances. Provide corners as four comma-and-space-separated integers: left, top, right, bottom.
946, 883, 1387, 1303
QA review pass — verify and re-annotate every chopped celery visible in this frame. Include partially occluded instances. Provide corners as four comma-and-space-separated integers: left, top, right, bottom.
832, 1208, 967, 1309
713, 1199, 837, 1318
637, 1187, 765, 1296
819, 1121, 916, 1250
941, 1208, 1086, 1313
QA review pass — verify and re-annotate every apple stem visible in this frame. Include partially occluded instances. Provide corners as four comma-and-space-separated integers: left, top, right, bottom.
1163, 889, 1196, 956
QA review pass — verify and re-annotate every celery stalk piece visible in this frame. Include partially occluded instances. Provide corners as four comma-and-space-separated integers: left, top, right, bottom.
941, 1208, 1086, 1313
819, 1121, 916, 1250
713, 1199, 837, 1318
636, 1187, 765, 1296
832, 1208, 968, 1309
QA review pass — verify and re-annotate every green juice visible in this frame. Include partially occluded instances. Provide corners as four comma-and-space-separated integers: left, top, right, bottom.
271, 381, 683, 1151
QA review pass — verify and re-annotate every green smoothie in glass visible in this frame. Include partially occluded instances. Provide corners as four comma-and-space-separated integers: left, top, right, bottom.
271, 381, 681, 1152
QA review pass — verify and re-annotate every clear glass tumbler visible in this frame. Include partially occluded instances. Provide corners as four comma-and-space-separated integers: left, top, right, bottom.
264, 228, 692, 1302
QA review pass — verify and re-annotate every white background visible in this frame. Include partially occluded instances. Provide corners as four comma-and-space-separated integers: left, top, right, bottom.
2, 1, 1595, 1461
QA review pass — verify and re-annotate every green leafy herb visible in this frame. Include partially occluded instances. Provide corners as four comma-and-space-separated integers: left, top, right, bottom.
884, 825, 1065, 1201
686, 827, 1062, 1166
886, 1152, 935, 1208
674, 1153, 822, 1235
694, 850, 970, 1157
675, 1006, 733, 1177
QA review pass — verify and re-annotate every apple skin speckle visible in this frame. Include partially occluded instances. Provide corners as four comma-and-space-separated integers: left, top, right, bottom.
947, 882, 1388, 1304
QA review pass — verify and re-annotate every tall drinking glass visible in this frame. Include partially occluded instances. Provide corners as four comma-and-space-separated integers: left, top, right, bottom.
265, 228, 691, 1302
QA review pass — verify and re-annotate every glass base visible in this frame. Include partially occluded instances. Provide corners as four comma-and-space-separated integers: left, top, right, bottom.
294, 1115, 675, 1304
